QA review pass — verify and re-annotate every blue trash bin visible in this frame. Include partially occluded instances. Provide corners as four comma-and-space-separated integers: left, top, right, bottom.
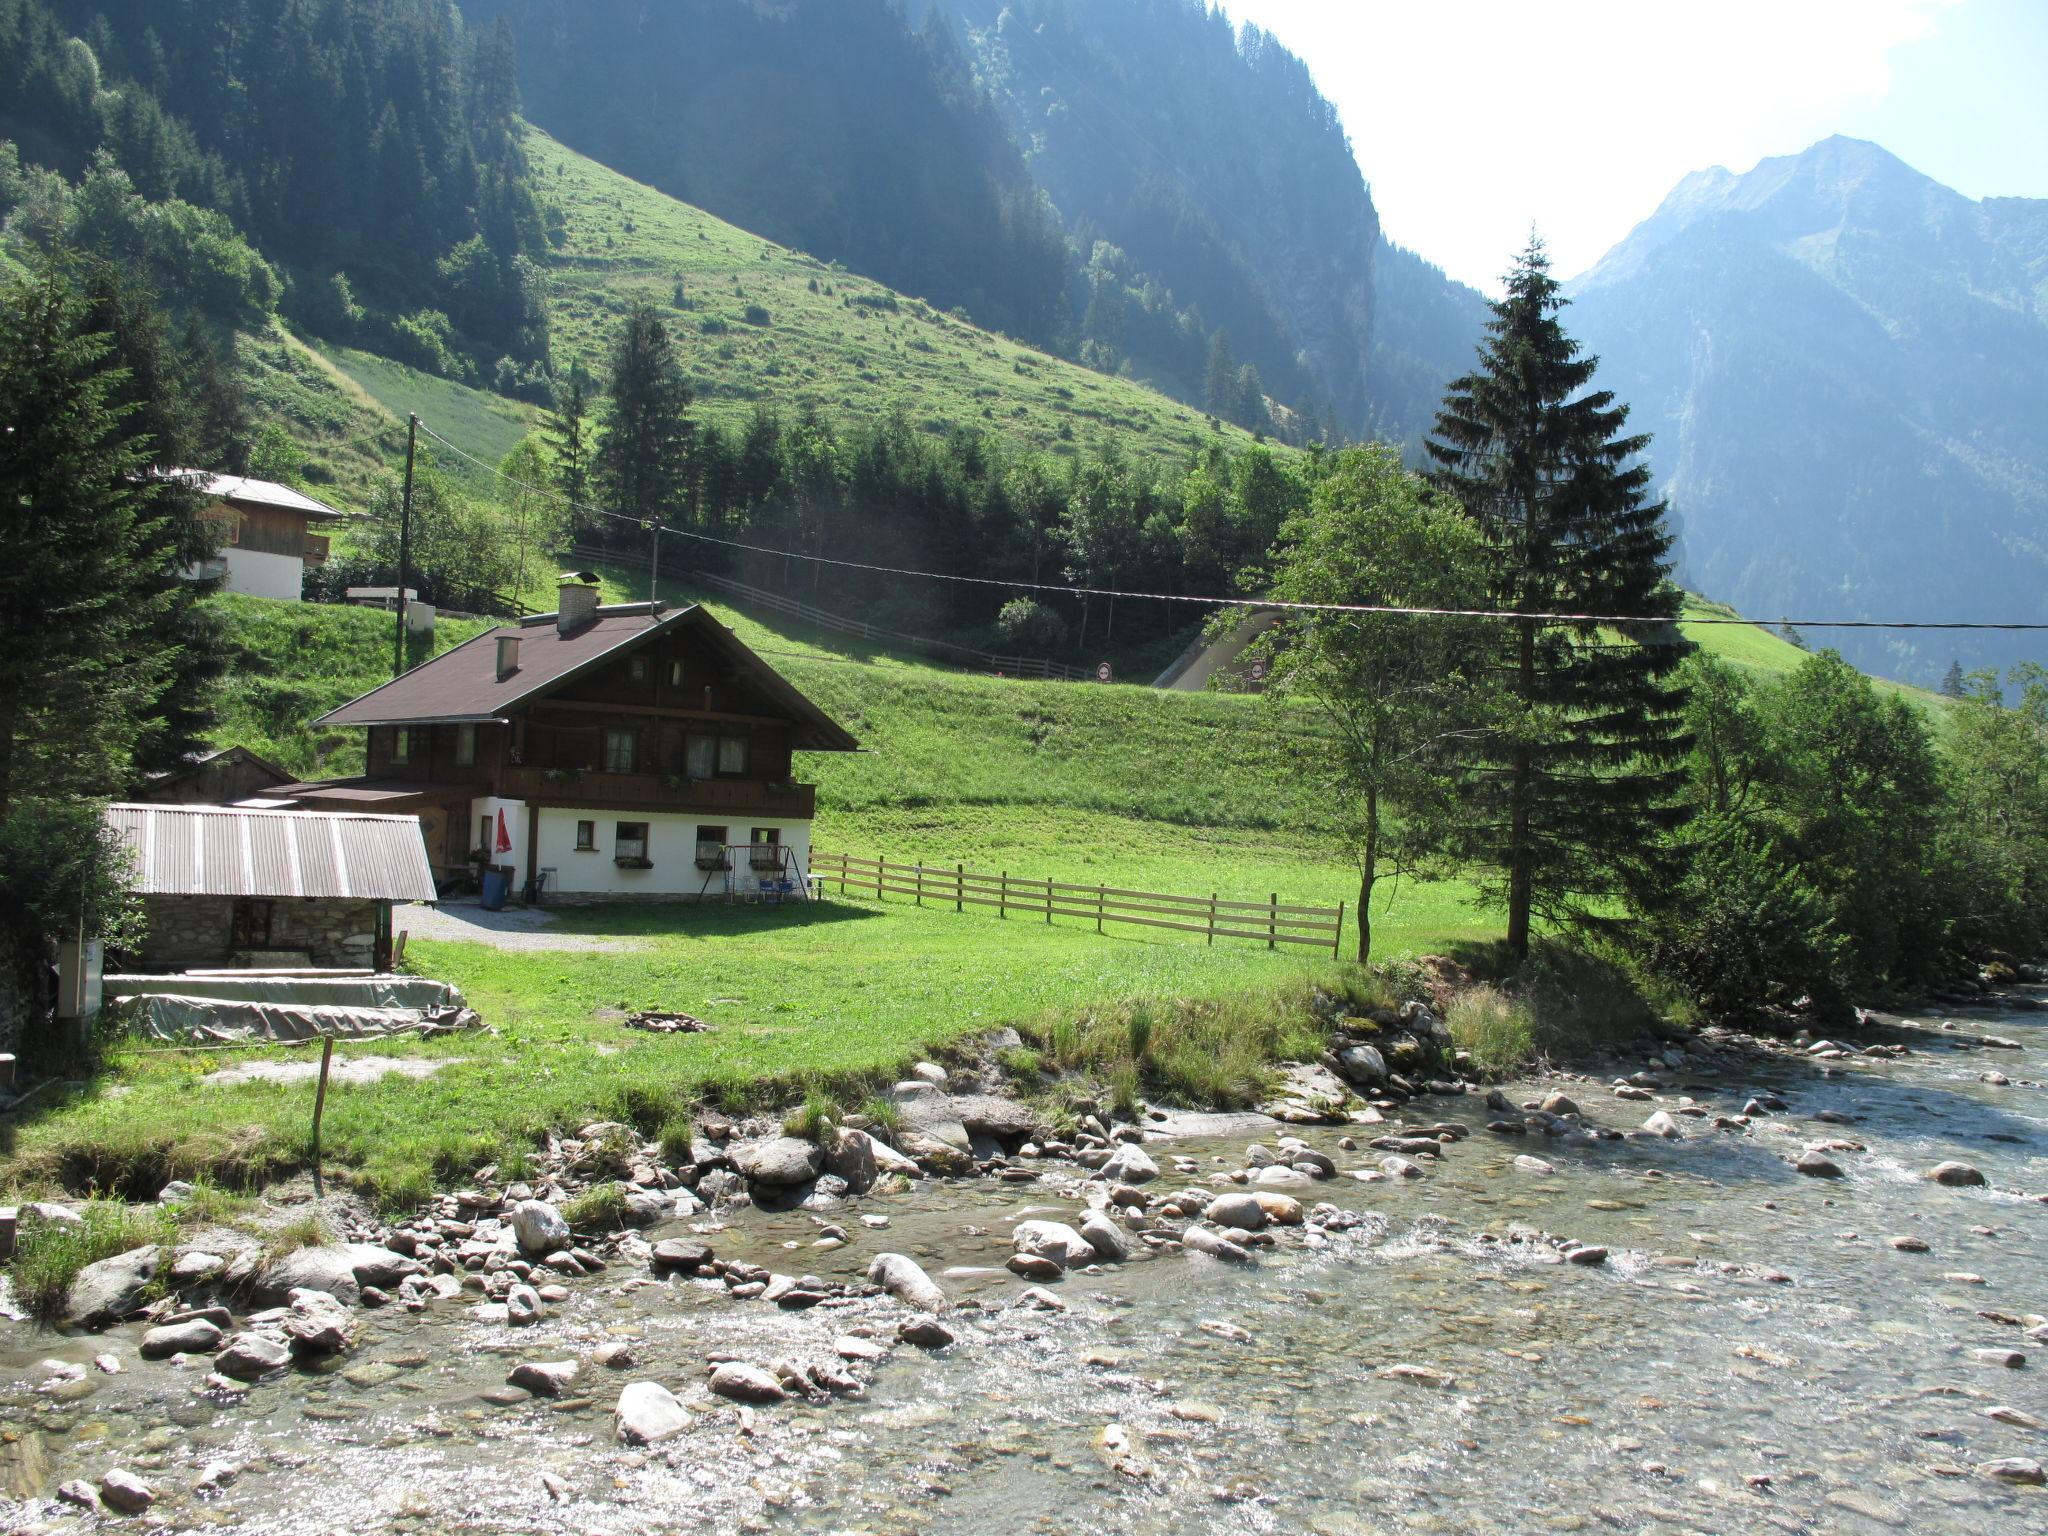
480, 867, 511, 911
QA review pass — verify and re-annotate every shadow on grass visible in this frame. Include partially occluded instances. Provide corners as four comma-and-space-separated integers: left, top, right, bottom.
538, 898, 883, 938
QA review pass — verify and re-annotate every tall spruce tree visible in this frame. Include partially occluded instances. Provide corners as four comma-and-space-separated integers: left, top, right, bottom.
592, 306, 694, 535
545, 364, 591, 528
1426, 237, 1691, 957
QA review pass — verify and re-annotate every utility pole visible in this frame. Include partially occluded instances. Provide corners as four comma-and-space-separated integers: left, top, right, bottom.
393, 414, 418, 679
645, 519, 662, 608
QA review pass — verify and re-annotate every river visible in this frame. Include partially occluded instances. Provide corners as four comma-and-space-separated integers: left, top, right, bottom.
4, 996, 2043, 1534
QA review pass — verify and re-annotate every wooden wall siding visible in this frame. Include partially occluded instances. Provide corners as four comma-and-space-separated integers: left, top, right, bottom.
203, 501, 310, 558
366, 722, 508, 784
514, 713, 792, 781
555, 632, 791, 720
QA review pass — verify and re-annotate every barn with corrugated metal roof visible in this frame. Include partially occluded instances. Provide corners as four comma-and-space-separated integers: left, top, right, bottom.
104, 803, 437, 971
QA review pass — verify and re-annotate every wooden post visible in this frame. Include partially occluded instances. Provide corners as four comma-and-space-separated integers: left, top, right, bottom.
915, 863, 923, 908
877, 855, 886, 901
1334, 900, 1347, 959
838, 855, 847, 896
1045, 876, 1053, 925
1208, 893, 1217, 946
999, 871, 1008, 919
310, 1036, 335, 1199
1269, 892, 1278, 951
1097, 885, 1105, 934
956, 864, 964, 914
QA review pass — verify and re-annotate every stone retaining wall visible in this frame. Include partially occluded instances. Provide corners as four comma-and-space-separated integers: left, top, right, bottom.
138, 896, 384, 968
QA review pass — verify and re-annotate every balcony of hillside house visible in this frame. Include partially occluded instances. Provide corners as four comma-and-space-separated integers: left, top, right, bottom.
498, 765, 816, 818
303, 533, 331, 566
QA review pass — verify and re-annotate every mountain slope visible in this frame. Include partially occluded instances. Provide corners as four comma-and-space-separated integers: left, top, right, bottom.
1567, 136, 2048, 683
939, 0, 1379, 434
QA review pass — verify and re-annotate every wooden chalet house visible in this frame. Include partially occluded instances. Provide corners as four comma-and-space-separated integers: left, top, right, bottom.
284, 575, 859, 901
184, 473, 353, 601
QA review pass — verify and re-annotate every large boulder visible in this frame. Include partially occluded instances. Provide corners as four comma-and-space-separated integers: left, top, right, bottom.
508, 1360, 581, 1398
66, 1246, 161, 1329
1078, 1212, 1130, 1264
1334, 1044, 1388, 1087
615, 1381, 688, 1445
708, 1362, 786, 1404
1204, 1192, 1268, 1232
949, 1095, 1042, 1144
213, 1332, 291, 1380
254, 1244, 421, 1307
1012, 1220, 1096, 1267
736, 1137, 824, 1189
1094, 1144, 1160, 1185
863, 1132, 926, 1179
510, 1201, 571, 1257
140, 1318, 224, 1359
867, 1252, 947, 1312
821, 1126, 879, 1193
283, 1288, 358, 1356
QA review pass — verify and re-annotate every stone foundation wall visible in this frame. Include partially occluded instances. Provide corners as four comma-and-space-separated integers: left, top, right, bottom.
137, 896, 384, 968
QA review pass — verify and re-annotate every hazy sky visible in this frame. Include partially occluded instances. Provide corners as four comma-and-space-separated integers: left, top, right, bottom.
1221, 0, 2048, 292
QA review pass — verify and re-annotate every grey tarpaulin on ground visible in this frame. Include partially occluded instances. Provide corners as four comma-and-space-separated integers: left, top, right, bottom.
107, 974, 476, 1042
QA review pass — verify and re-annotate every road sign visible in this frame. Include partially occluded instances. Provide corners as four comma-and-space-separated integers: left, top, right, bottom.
1248, 658, 1266, 684
1095, 661, 1113, 683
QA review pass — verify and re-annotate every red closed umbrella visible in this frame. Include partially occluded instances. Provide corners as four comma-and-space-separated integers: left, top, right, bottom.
495, 808, 512, 855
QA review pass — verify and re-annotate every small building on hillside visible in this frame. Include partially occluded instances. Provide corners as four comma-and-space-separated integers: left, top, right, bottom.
280, 575, 860, 902
137, 746, 296, 806
104, 803, 438, 971
185, 473, 353, 601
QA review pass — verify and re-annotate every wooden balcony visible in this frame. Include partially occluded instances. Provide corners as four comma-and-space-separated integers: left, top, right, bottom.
303, 532, 332, 566
498, 766, 816, 819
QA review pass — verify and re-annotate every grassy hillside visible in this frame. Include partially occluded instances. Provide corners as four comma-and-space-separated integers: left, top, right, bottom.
1679, 594, 1947, 713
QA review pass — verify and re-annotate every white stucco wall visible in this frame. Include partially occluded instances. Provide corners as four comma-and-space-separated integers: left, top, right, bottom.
471, 796, 529, 880
220, 548, 306, 601
533, 807, 813, 899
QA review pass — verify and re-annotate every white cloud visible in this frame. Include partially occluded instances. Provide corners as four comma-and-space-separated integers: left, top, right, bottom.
1223, 0, 1959, 290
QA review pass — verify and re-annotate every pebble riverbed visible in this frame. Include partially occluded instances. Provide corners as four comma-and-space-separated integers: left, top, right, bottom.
2, 995, 2044, 1535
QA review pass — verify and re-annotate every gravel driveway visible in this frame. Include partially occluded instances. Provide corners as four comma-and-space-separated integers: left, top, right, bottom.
395, 900, 647, 953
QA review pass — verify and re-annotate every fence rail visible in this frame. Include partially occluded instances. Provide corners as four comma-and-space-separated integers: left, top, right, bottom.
566, 545, 1094, 683
811, 851, 1345, 955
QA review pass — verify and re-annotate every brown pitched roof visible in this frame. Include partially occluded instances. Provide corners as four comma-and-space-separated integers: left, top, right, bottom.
313, 603, 859, 751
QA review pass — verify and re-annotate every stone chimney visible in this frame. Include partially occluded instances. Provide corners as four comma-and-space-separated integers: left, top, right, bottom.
557, 571, 600, 635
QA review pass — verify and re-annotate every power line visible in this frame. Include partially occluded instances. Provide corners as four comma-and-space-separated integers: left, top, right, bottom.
410, 418, 2048, 635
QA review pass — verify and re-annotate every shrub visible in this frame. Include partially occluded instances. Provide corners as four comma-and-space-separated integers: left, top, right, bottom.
6, 1200, 174, 1324
995, 598, 1069, 656
741, 304, 771, 326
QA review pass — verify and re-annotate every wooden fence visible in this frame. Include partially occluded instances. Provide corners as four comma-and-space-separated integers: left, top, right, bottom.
811, 851, 1345, 955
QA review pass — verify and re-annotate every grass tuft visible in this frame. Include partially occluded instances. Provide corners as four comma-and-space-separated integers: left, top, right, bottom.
655, 1114, 695, 1165
6, 1200, 175, 1326
858, 1095, 901, 1133
782, 1092, 844, 1142
265, 1209, 334, 1259
1445, 985, 1535, 1076
563, 1182, 629, 1230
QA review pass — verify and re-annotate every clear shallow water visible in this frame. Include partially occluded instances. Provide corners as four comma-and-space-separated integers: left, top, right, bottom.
4, 999, 2044, 1535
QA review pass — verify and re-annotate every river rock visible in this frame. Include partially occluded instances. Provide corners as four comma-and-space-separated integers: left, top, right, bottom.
1013, 1220, 1096, 1267
1928, 1161, 1987, 1187
615, 1381, 689, 1445
863, 1132, 926, 1178
868, 1252, 947, 1311
735, 1136, 824, 1188
1540, 1093, 1580, 1117
1253, 1192, 1304, 1225
511, 1200, 571, 1256
899, 1316, 959, 1348
98, 1469, 155, 1514
1379, 1156, 1424, 1179
256, 1243, 420, 1306
1255, 1165, 1316, 1190
1983, 1458, 2044, 1485
284, 1289, 358, 1356
506, 1283, 542, 1325
950, 1094, 1043, 1143
1642, 1112, 1681, 1138
1096, 1143, 1160, 1185
1970, 1348, 2026, 1368
1079, 1212, 1130, 1263
1204, 1192, 1268, 1231
66, 1246, 160, 1329
1565, 1245, 1609, 1266
1182, 1224, 1255, 1264
709, 1362, 786, 1403
820, 1125, 879, 1192
213, 1332, 290, 1379
1335, 1044, 1388, 1086
1514, 1154, 1556, 1174
652, 1237, 714, 1273
1007, 1253, 1065, 1280
911, 1061, 949, 1086
139, 1318, 223, 1359
1795, 1150, 1844, 1178
508, 1359, 581, 1397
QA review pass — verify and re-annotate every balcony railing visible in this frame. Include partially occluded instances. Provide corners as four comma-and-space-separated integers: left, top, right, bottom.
498, 766, 815, 818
